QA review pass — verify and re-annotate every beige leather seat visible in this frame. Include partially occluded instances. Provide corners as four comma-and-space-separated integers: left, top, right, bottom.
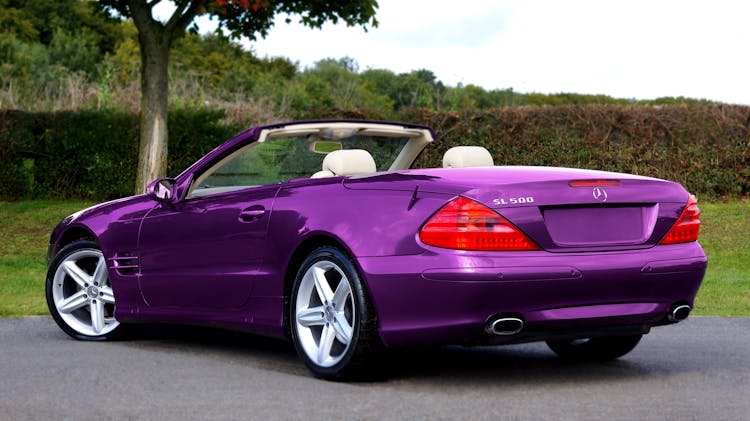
442, 146, 494, 168
311, 149, 377, 178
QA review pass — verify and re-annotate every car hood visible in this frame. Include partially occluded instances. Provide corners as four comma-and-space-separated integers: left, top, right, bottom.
63, 194, 148, 225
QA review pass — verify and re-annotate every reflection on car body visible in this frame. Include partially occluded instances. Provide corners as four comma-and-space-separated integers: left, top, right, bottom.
46, 120, 706, 380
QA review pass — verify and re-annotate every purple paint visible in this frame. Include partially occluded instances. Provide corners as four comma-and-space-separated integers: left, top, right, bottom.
47, 120, 706, 350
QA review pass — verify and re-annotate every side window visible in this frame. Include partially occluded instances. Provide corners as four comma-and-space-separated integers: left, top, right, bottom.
187, 133, 410, 199
199, 144, 275, 188
189, 137, 325, 198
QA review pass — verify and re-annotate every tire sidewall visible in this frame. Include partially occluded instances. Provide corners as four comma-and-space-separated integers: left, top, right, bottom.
46, 240, 119, 341
289, 247, 368, 379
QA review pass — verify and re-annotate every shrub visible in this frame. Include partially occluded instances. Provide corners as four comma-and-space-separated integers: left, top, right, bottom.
1, 105, 748, 200
0, 108, 240, 199
409, 105, 750, 198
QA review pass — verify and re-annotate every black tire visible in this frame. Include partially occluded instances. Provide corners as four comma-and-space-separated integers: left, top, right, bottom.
546, 334, 642, 361
289, 247, 382, 381
46, 240, 123, 341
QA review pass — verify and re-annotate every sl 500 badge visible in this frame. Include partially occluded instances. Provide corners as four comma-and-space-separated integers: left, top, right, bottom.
493, 196, 535, 205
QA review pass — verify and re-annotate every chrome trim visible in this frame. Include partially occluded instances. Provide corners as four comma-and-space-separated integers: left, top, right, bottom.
669, 304, 691, 322
486, 317, 524, 336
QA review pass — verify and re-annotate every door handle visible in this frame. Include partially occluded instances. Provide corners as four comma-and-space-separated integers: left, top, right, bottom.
238, 206, 265, 222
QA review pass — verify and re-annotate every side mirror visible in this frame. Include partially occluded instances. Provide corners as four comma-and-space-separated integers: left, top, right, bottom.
146, 178, 177, 203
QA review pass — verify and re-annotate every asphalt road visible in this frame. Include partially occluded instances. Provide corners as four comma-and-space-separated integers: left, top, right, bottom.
1, 316, 748, 420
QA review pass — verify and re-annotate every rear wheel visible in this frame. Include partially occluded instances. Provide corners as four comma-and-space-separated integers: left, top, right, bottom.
290, 247, 381, 380
46, 240, 121, 340
546, 334, 642, 361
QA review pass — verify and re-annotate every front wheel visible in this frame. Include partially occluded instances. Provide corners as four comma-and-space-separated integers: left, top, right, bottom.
546, 334, 642, 361
46, 240, 121, 340
290, 247, 381, 380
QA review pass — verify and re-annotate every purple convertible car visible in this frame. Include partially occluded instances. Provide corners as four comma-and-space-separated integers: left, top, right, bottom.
46, 120, 706, 380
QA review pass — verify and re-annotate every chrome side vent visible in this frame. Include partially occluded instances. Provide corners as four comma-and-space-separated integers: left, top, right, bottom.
110, 254, 140, 276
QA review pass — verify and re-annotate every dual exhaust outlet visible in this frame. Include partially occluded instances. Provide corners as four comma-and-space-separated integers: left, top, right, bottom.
485, 304, 691, 336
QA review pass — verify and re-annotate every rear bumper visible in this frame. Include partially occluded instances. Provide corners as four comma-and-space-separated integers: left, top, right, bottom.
357, 242, 707, 347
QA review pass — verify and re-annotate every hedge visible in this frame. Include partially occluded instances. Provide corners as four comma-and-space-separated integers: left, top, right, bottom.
409, 105, 750, 198
1, 104, 748, 200
0, 109, 240, 199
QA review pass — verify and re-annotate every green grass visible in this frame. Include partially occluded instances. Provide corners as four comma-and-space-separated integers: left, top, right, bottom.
692, 200, 750, 316
0, 200, 94, 316
1, 199, 748, 317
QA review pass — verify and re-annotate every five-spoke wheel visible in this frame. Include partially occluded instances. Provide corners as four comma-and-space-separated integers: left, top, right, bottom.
290, 247, 380, 380
294, 260, 355, 367
46, 240, 120, 340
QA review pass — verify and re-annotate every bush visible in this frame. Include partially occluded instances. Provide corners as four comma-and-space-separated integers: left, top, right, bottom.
0, 108, 239, 199
1, 104, 748, 200
409, 105, 750, 198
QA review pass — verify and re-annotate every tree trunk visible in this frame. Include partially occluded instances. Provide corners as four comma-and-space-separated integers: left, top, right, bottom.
134, 31, 170, 194
129, 0, 199, 194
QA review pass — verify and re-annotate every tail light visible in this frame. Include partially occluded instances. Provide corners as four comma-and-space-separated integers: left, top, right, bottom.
568, 179, 621, 187
659, 195, 701, 245
419, 197, 539, 251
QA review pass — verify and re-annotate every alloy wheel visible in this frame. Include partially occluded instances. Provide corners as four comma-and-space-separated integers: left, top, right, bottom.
51, 248, 119, 337
294, 260, 355, 368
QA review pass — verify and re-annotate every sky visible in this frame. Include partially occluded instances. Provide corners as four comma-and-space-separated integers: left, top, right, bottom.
162, 0, 750, 105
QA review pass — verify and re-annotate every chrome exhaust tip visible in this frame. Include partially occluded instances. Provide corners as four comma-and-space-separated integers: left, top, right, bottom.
485, 317, 524, 336
669, 304, 691, 322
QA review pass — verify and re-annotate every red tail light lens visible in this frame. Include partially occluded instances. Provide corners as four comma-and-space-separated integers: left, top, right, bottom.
568, 179, 621, 187
419, 197, 540, 251
659, 195, 701, 245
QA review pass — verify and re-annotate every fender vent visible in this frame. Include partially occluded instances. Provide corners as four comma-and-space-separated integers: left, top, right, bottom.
110, 254, 140, 276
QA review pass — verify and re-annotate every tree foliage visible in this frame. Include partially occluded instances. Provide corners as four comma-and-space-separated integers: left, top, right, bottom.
90, 0, 380, 193
0, 0, 719, 118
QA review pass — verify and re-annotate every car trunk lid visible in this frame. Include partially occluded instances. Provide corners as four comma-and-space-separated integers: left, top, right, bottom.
459, 169, 688, 252
344, 166, 689, 252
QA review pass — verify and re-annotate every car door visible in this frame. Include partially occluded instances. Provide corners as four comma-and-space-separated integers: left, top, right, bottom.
137, 185, 278, 309
137, 139, 283, 309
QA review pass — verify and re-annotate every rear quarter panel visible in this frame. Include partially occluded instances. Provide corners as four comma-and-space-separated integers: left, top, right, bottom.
261, 178, 451, 295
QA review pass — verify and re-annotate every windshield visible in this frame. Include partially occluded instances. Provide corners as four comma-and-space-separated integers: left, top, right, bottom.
191, 134, 410, 194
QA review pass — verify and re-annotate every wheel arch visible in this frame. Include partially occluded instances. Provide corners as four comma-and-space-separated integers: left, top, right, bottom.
55, 225, 97, 255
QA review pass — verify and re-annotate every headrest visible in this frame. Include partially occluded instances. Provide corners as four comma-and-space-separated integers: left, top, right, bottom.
442, 146, 494, 168
310, 170, 334, 179
322, 149, 377, 176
